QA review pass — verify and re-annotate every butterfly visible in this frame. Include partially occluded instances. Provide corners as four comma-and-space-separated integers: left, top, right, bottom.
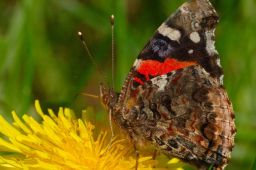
100, 0, 236, 169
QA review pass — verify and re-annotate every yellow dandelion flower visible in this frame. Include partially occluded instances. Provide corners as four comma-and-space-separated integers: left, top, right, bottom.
168, 158, 180, 164
0, 100, 183, 170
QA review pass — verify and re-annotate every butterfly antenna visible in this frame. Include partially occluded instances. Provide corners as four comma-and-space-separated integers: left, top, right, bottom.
72, 92, 99, 103
81, 92, 99, 99
110, 14, 115, 89
77, 31, 107, 84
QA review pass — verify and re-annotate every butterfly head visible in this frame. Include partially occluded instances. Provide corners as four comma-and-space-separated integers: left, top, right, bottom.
99, 83, 118, 109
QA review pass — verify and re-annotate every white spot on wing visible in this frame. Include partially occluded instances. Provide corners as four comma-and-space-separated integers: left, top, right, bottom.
133, 59, 141, 68
189, 32, 201, 43
151, 75, 168, 91
205, 29, 218, 56
194, 22, 200, 28
220, 75, 224, 85
216, 58, 221, 67
188, 49, 194, 54
158, 23, 181, 42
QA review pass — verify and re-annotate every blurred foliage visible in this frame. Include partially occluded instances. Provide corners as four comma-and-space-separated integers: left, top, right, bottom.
0, 0, 255, 169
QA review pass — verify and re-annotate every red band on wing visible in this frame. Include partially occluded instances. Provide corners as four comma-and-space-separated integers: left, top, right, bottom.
135, 58, 196, 83
133, 77, 144, 85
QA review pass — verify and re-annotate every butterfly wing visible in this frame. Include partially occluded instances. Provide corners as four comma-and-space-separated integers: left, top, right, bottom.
116, 65, 235, 169
121, 0, 223, 93
117, 0, 223, 113
112, 0, 235, 169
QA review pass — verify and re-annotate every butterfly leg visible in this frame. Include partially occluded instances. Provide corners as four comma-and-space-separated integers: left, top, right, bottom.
104, 109, 115, 153
151, 149, 158, 168
108, 109, 115, 139
133, 142, 139, 170
152, 149, 157, 160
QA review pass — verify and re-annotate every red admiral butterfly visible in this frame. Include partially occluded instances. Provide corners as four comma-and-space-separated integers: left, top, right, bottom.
100, 0, 236, 169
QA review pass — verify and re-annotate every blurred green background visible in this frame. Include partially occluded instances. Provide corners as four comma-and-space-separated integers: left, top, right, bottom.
0, 0, 255, 169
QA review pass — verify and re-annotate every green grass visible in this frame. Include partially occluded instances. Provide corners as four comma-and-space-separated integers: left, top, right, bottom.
0, 0, 255, 169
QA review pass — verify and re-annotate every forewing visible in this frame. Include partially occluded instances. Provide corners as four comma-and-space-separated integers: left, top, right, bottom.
127, 0, 223, 91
